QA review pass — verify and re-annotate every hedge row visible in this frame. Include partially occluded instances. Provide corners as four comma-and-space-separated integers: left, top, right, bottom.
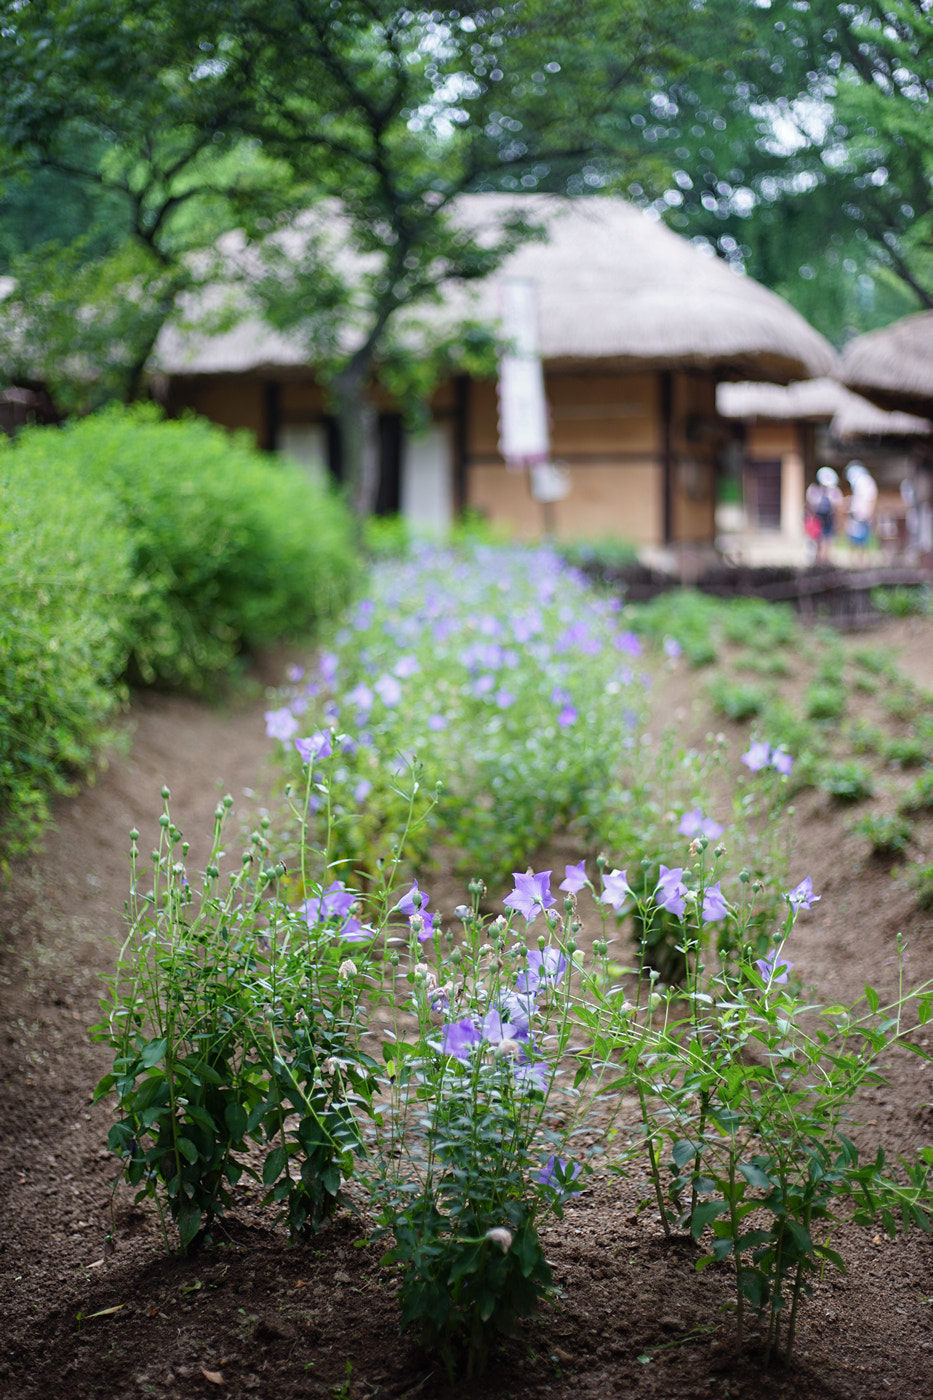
0, 405, 360, 860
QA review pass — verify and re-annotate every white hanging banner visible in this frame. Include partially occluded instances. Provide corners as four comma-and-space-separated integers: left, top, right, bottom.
497, 277, 550, 467
530, 461, 571, 503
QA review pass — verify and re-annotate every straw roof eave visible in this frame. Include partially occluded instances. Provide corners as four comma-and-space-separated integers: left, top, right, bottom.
840, 309, 933, 417
152, 194, 838, 385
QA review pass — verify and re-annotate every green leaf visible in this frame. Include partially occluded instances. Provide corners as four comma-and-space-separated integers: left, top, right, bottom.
177, 1136, 198, 1164
177, 1201, 202, 1250
225, 1102, 249, 1141
448, 1241, 484, 1284
865, 984, 879, 1014
672, 1138, 697, 1169
140, 1037, 168, 1068
738, 1161, 774, 1191
689, 1200, 729, 1240
262, 1144, 288, 1185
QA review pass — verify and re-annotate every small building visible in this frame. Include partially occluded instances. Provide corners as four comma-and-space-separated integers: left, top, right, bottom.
839, 312, 933, 555
717, 377, 932, 559
154, 194, 837, 547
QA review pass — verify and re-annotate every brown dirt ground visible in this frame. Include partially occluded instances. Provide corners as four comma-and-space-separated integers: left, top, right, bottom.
2, 619, 933, 1400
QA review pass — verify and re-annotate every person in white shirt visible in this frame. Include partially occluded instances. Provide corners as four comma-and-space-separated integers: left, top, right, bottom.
845, 462, 878, 555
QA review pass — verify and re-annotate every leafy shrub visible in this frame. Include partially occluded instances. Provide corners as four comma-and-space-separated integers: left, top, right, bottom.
0, 441, 135, 858
871, 584, 931, 617
851, 811, 913, 858
710, 678, 770, 722
363, 514, 411, 559
852, 646, 891, 676
821, 761, 874, 803
8, 406, 360, 693
847, 718, 884, 754
738, 651, 792, 678
634, 590, 721, 666
720, 598, 797, 651
899, 769, 933, 813
558, 536, 640, 573
882, 686, 926, 723
805, 682, 847, 721
907, 863, 933, 909
884, 735, 930, 769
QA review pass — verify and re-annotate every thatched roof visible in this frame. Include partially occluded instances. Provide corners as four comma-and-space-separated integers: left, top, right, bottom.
717, 377, 931, 439
153, 194, 837, 383
840, 309, 933, 417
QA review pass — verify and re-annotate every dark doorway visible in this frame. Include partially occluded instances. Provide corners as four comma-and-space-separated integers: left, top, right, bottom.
746, 459, 782, 530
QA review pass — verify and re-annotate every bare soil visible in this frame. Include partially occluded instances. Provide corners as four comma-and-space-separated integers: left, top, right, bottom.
3, 620, 933, 1400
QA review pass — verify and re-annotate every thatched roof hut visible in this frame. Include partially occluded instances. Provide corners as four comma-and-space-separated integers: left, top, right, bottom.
839, 309, 933, 418
154, 195, 841, 548
718, 377, 931, 440
154, 194, 838, 384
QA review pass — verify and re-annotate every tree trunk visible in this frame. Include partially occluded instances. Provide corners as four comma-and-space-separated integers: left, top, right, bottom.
332, 364, 380, 521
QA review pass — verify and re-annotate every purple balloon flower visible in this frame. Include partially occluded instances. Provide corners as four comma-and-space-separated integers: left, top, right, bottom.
516, 947, 567, 995
504, 870, 556, 924
393, 879, 435, 941
559, 861, 588, 894
265, 707, 299, 742
614, 631, 643, 658
441, 1018, 482, 1060
701, 881, 728, 923
771, 746, 794, 775
741, 740, 772, 773
785, 875, 820, 910
294, 730, 333, 764
301, 880, 365, 940
756, 951, 793, 985
535, 1155, 582, 1194
600, 868, 634, 913
317, 651, 339, 684
375, 673, 403, 707
481, 1007, 530, 1048
679, 808, 724, 841
345, 682, 374, 714
655, 865, 688, 918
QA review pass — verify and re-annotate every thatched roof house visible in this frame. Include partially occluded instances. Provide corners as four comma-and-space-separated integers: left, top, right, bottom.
718, 377, 931, 440
718, 376, 932, 556
156, 194, 838, 546
840, 309, 933, 418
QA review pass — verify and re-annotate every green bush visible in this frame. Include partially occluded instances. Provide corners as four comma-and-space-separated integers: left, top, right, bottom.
8, 406, 360, 693
851, 812, 913, 858
884, 734, 930, 769
0, 441, 136, 859
709, 678, 769, 722
899, 769, 933, 814
635, 590, 721, 666
805, 682, 847, 721
871, 584, 931, 617
821, 760, 875, 803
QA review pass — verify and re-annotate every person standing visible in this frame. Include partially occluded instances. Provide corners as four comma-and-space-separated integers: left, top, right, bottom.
845, 461, 878, 558
805, 466, 842, 563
